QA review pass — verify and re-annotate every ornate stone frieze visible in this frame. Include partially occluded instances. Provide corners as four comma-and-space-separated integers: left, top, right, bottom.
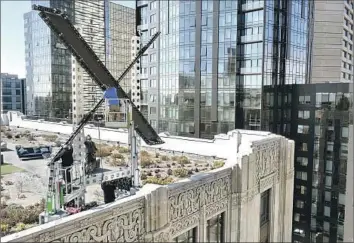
168, 175, 230, 222
169, 213, 199, 238
254, 139, 280, 180
205, 199, 228, 218
260, 173, 274, 193
38, 206, 145, 243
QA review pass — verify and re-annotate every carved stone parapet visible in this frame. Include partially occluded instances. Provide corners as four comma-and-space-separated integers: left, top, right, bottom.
32, 198, 146, 243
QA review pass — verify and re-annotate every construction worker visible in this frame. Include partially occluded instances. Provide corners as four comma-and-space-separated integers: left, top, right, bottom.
84, 135, 98, 174
54, 144, 74, 194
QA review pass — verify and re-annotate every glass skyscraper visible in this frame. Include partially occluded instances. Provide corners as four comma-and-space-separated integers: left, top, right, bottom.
25, 0, 135, 120
24, 0, 74, 120
136, 0, 312, 139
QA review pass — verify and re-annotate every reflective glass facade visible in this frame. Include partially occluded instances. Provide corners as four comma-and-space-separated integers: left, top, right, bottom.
105, 2, 135, 93
137, 0, 312, 139
24, 0, 74, 119
263, 83, 353, 243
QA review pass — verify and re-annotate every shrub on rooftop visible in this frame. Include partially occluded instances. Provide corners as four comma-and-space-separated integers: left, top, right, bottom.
173, 168, 189, 178
143, 176, 174, 185
212, 160, 225, 169
178, 156, 190, 165
140, 156, 153, 168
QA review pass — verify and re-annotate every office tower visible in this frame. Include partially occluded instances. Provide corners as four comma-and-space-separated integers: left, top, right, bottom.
71, 0, 106, 118
309, 0, 354, 83
262, 82, 353, 243
136, 0, 312, 138
0, 73, 26, 114
24, 0, 74, 119
105, 2, 135, 93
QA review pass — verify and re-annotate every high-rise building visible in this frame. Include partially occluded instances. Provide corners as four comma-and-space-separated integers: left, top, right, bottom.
71, 0, 106, 118
262, 82, 352, 243
25, 1, 135, 120
0, 73, 26, 114
106, 2, 135, 93
24, 0, 74, 119
309, 0, 354, 83
135, 0, 312, 138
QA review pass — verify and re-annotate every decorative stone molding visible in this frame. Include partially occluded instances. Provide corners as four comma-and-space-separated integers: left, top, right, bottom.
168, 175, 231, 222
51, 207, 144, 242
169, 213, 199, 238
205, 199, 228, 218
260, 173, 275, 193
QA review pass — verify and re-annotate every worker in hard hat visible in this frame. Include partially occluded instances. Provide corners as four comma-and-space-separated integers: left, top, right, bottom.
84, 135, 98, 174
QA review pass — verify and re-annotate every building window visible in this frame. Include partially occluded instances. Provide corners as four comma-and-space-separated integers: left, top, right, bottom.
323, 222, 330, 233
296, 185, 307, 195
298, 110, 310, 119
324, 206, 331, 217
342, 127, 349, 137
297, 157, 308, 166
207, 213, 224, 243
174, 227, 197, 243
260, 189, 270, 226
296, 200, 304, 209
150, 14, 156, 23
297, 125, 309, 134
150, 53, 157, 62
300, 143, 308, 151
149, 79, 157, 88
325, 176, 332, 188
325, 160, 333, 173
150, 27, 157, 36
299, 95, 311, 104
343, 51, 347, 58
149, 94, 157, 102
296, 171, 307, 181
150, 107, 156, 115
150, 66, 157, 75
340, 144, 348, 156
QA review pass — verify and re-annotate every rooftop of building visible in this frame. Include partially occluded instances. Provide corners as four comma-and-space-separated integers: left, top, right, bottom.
6, 111, 279, 164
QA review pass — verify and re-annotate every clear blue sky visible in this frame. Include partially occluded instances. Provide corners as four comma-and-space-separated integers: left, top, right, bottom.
1, 0, 135, 79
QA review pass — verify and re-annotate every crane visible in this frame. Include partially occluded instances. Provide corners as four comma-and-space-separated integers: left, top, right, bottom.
32, 5, 163, 223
